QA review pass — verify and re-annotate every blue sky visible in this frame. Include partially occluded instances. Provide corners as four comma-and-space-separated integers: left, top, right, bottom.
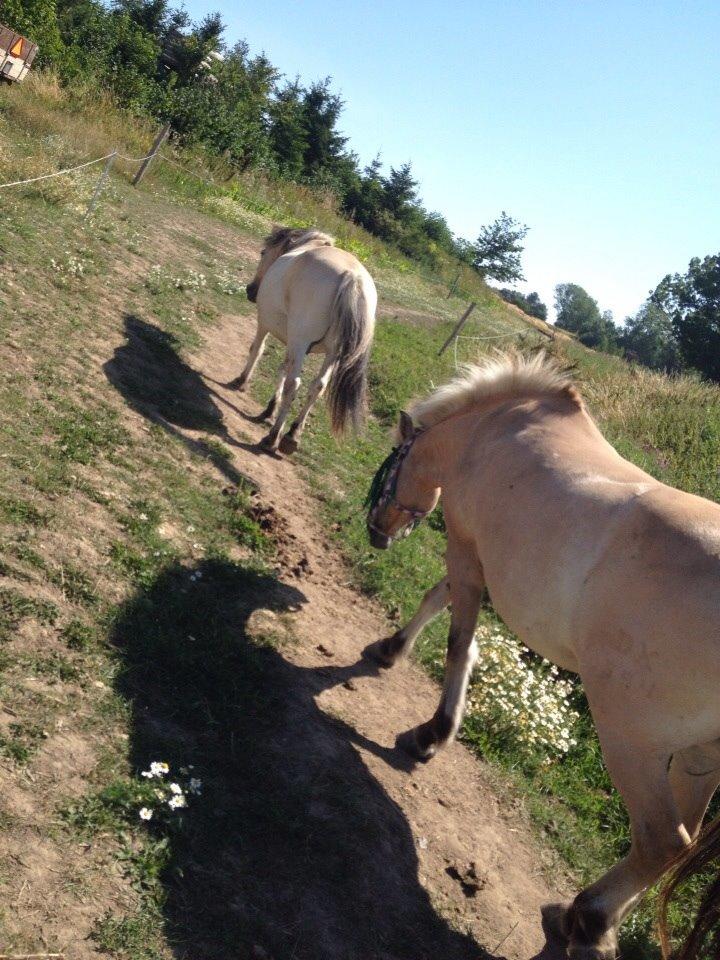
183, 0, 719, 321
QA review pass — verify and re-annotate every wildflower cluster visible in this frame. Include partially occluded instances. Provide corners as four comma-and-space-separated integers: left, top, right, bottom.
467, 627, 579, 760
214, 268, 244, 296
137, 761, 202, 823
50, 252, 88, 282
174, 268, 207, 291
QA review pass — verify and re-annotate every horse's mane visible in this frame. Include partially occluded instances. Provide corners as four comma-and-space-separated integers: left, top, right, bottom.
408, 350, 581, 430
265, 226, 335, 254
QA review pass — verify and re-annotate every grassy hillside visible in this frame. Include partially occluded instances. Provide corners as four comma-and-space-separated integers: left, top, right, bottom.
1, 74, 719, 959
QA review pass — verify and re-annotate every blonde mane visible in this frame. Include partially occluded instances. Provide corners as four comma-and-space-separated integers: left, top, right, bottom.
409, 350, 580, 429
265, 226, 335, 254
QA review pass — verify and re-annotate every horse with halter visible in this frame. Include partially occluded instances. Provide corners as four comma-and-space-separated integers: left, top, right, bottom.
365, 351, 720, 960
229, 226, 377, 454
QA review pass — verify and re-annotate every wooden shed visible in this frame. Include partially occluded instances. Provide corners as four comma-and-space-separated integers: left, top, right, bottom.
0, 25, 38, 83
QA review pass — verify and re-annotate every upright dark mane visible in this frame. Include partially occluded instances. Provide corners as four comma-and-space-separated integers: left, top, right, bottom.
265, 226, 334, 255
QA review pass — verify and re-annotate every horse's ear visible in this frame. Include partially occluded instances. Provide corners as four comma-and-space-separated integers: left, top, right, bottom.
398, 410, 415, 441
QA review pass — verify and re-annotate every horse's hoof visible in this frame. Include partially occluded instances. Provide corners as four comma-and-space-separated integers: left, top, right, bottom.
568, 945, 617, 960
278, 434, 299, 455
541, 902, 572, 945
363, 638, 398, 668
258, 434, 279, 453
396, 726, 436, 763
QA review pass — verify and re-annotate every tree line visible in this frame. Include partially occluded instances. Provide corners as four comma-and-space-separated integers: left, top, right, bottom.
553, 254, 720, 383
4, 2, 718, 382
3, 0, 526, 274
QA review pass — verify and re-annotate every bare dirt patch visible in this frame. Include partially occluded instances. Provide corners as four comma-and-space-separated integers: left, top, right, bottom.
123, 301, 570, 959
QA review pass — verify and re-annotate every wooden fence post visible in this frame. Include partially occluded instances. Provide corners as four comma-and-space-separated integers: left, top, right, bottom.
438, 302, 477, 357
447, 271, 461, 299
132, 122, 171, 187
84, 150, 117, 220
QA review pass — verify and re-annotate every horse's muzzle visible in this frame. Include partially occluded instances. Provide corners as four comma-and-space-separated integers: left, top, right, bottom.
246, 282, 258, 303
368, 524, 391, 550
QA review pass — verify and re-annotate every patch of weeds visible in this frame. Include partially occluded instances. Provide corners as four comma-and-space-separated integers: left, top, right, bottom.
51, 400, 128, 464
0, 496, 48, 526
110, 540, 163, 589
62, 779, 146, 836
9, 541, 48, 571
0, 587, 59, 641
60, 617, 99, 652
47, 563, 100, 607
24, 651, 81, 683
224, 490, 271, 554
203, 436, 233, 464
0, 722, 45, 764
91, 908, 166, 960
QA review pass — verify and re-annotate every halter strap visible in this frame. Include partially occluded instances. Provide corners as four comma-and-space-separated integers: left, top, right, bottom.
365, 429, 430, 539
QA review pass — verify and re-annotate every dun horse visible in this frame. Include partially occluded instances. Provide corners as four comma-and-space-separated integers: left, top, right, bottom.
365, 352, 720, 960
229, 227, 377, 454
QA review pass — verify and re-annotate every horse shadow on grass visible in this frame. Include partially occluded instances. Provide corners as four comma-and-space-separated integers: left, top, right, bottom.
104, 314, 270, 486
111, 558, 503, 960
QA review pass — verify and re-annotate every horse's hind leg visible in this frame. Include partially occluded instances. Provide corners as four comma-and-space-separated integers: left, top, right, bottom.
227, 327, 267, 390
251, 356, 288, 423
670, 743, 720, 840
365, 577, 450, 667
545, 732, 690, 960
279, 355, 334, 454
260, 345, 304, 453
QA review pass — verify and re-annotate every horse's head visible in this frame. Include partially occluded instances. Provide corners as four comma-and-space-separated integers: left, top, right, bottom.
246, 226, 334, 303
365, 411, 439, 549
246, 227, 292, 302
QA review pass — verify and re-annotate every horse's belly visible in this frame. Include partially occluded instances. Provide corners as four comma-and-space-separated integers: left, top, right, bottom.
484, 572, 580, 672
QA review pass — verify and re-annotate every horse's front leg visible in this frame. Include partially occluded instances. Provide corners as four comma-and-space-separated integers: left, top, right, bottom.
259, 345, 304, 453
278, 355, 334, 454
398, 550, 483, 762
365, 576, 450, 667
226, 326, 268, 390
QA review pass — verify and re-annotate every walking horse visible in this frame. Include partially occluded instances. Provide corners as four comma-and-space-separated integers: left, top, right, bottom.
229, 227, 377, 454
365, 351, 720, 960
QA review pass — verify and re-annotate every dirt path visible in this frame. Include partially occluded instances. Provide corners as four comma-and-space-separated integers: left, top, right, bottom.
175, 308, 569, 960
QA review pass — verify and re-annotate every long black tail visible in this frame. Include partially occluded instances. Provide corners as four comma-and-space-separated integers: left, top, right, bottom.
660, 816, 720, 959
326, 272, 375, 436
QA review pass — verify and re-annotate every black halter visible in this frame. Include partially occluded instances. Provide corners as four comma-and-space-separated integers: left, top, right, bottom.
365, 430, 429, 540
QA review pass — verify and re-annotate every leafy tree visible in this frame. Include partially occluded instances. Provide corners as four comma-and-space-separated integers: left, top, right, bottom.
619, 302, 682, 373
554, 283, 619, 351
499, 289, 547, 321
168, 42, 276, 169
652, 254, 720, 382
472, 212, 529, 283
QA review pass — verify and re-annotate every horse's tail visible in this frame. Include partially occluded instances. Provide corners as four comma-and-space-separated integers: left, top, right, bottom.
659, 815, 720, 959
326, 271, 375, 436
